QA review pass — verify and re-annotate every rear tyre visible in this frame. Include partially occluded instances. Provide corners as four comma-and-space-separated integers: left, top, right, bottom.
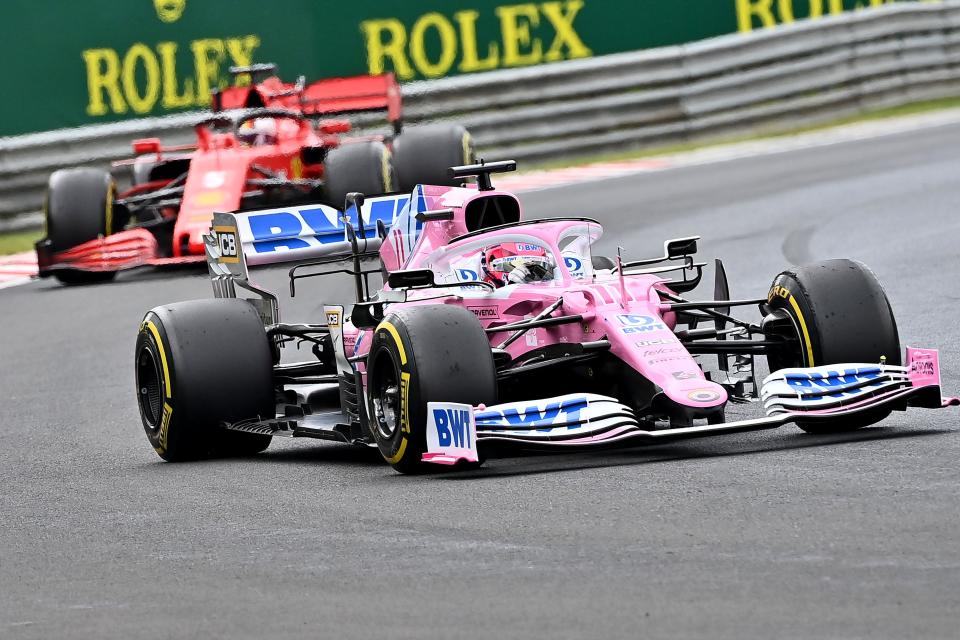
45, 168, 126, 285
324, 140, 394, 209
365, 305, 497, 474
591, 255, 616, 271
766, 259, 900, 433
391, 124, 474, 193
134, 298, 274, 461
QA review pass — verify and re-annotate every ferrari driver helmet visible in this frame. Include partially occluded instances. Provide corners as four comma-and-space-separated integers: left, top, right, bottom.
481, 242, 556, 287
238, 118, 278, 146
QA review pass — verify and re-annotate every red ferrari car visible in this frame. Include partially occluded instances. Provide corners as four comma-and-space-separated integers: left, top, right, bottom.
35, 63, 473, 284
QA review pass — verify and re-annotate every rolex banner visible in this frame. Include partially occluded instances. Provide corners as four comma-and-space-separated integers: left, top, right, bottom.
0, 0, 935, 136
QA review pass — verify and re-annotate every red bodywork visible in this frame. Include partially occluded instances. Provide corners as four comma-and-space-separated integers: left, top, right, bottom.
38, 72, 402, 276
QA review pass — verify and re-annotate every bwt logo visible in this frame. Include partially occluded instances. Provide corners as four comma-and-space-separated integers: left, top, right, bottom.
617, 314, 666, 334
475, 397, 586, 430
433, 408, 472, 448
247, 197, 408, 253
563, 256, 583, 273
457, 268, 479, 281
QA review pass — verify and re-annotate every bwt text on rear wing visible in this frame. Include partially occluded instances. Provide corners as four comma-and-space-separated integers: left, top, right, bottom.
203, 191, 421, 321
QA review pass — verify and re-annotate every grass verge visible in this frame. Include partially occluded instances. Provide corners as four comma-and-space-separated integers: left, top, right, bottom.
0, 229, 42, 256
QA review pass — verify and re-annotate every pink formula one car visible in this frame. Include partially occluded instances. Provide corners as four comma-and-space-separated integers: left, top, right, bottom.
134, 161, 958, 473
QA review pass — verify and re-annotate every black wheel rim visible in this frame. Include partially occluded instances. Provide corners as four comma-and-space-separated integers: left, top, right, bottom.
370, 350, 401, 440
136, 346, 163, 430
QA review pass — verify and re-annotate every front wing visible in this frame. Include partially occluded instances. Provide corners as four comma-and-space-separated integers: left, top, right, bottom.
36, 229, 205, 276
421, 347, 959, 465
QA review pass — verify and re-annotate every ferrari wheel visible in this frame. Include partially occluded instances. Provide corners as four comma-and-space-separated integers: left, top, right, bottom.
391, 124, 474, 193
364, 305, 496, 474
45, 168, 126, 285
766, 259, 900, 433
324, 140, 394, 208
135, 299, 274, 461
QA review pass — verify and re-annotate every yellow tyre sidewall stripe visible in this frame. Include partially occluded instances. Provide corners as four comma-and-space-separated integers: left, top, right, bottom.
461, 131, 474, 164
140, 317, 174, 455
786, 293, 815, 367
376, 320, 413, 465
378, 321, 407, 365
105, 181, 115, 235
142, 319, 172, 399
381, 147, 393, 193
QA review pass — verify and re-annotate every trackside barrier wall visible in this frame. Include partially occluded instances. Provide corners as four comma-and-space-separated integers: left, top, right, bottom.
1, 2, 959, 229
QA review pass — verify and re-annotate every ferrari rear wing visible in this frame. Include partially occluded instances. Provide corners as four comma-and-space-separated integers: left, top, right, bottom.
217, 71, 402, 126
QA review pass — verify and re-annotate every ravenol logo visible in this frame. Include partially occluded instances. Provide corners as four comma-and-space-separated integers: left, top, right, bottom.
475, 397, 587, 431
154, 0, 186, 23
617, 314, 666, 334
432, 408, 473, 448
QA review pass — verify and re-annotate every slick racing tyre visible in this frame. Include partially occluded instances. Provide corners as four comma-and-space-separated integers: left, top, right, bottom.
135, 299, 274, 461
591, 255, 616, 271
391, 124, 474, 193
365, 305, 496, 474
324, 140, 394, 209
45, 168, 126, 285
766, 259, 900, 433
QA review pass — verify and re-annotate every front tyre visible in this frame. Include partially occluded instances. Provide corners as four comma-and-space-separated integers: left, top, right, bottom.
766, 259, 900, 433
45, 168, 127, 285
135, 298, 274, 461
364, 305, 496, 473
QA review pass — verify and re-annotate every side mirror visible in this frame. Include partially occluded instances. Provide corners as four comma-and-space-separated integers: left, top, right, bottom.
318, 119, 351, 134
415, 209, 455, 223
132, 138, 161, 156
665, 236, 699, 259
345, 192, 365, 213
387, 269, 435, 289
345, 192, 366, 239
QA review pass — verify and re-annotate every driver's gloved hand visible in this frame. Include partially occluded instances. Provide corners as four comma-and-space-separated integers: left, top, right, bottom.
508, 266, 530, 284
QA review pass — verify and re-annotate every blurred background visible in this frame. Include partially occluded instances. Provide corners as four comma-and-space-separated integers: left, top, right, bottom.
3, 0, 958, 255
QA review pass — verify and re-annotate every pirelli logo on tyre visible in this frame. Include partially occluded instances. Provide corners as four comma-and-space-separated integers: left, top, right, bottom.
158, 401, 173, 451
213, 225, 240, 263
769, 284, 791, 302
399, 372, 411, 434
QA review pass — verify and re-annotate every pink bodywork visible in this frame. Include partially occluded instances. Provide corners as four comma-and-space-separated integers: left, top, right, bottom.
343, 185, 728, 414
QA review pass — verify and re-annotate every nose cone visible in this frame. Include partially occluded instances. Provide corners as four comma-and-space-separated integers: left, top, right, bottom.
665, 380, 728, 409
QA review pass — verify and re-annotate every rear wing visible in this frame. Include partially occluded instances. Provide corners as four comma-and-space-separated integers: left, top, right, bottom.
217, 73, 402, 125
204, 192, 415, 324
205, 192, 414, 270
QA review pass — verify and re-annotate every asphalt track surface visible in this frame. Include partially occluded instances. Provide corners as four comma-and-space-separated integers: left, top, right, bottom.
2, 123, 959, 639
